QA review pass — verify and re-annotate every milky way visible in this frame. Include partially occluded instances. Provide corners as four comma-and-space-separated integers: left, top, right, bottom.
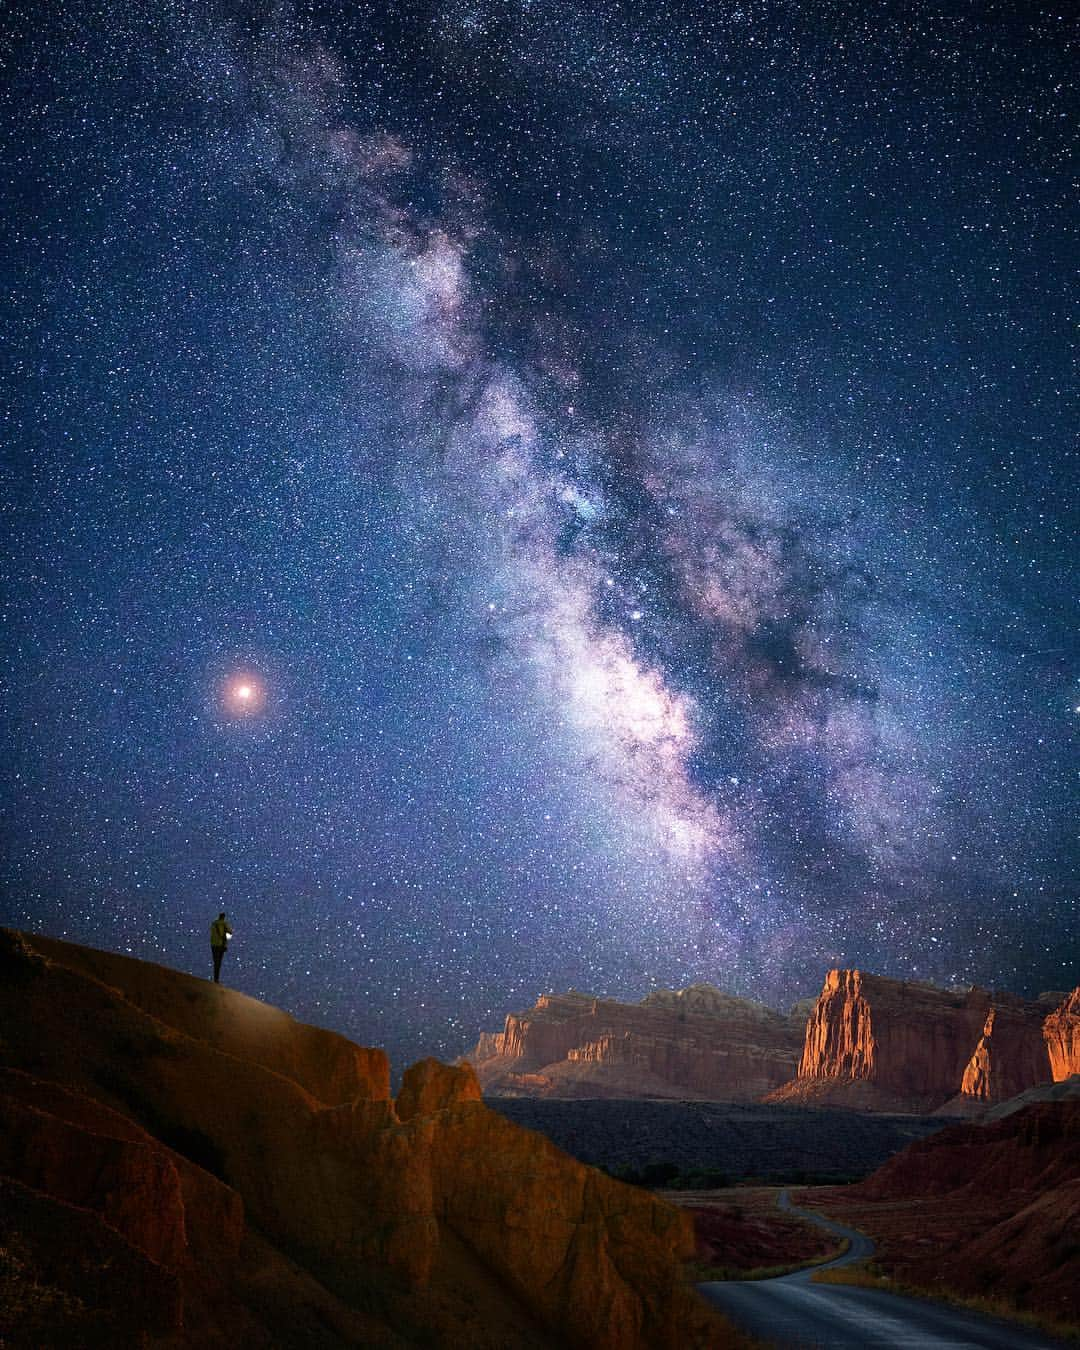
2, 0, 1076, 1069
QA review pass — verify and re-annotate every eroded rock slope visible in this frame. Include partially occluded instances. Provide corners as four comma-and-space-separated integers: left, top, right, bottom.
0, 930, 735, 1349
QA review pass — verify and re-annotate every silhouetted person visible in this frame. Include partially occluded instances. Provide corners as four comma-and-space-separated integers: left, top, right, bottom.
210, 912, 232, 983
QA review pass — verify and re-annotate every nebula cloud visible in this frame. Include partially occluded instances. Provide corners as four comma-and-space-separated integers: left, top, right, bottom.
231, 29, 1059, 977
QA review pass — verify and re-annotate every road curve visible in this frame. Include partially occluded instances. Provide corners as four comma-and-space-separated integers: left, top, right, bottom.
698, 1190, 1072, 1349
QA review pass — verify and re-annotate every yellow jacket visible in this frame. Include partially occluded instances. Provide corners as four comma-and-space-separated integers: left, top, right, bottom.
210, 918, 230, 948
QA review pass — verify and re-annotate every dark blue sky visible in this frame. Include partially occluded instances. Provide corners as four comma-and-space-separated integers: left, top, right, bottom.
2, 0, 1076, 1070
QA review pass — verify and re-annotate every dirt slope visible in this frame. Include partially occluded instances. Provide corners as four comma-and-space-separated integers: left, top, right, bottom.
1, 929, 742, 1349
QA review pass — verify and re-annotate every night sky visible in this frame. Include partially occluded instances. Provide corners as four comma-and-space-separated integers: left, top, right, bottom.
3, 0, 1076, 1071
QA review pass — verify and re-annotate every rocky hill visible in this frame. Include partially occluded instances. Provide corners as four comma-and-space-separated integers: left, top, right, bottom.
465, 984, 804, 1100
985, 1073, 1080, 1120
0, 930, 738, 1349
766, 969, 1071, 1114
802, 1100, 1080, 1328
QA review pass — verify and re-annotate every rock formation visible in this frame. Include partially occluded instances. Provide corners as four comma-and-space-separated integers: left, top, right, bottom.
465, 984, 804, 1100
768, 969, 1056, 1113
985, 1073, 1080, 1121
0, 930, 736, 1349
802, 1102, 1080, 1328
854, 1099, 1080, 1200
1043, 987, 1080, 1081
476, 972, 1077, 1114
959, 995, 1055, 1103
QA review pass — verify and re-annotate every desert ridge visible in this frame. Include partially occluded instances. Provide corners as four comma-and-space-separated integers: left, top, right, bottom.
466, 984, 807, 1099
467, 969, 1080, 1115
797, 1099, 1080, 1328
0, 929, 740, 1349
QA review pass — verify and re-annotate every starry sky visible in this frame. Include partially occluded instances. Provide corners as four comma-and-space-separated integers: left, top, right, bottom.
2, 0, 1077, 1070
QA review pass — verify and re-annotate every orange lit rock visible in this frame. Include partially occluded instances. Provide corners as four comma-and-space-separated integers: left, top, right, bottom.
770, 970, 1059, 1113
959, 999, 1052, 1103
466, 984, 803, 1100
1044, 988, 1080, 1082
0, 930, 735, 1349
768, 969, 991, 1110
396, 1057, 483, 1121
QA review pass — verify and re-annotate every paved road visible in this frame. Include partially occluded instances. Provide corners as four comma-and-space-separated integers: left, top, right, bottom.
698, 1191, 1072, 1349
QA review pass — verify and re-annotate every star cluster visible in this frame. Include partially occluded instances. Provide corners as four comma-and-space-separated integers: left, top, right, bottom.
1, 0, 1076, 1069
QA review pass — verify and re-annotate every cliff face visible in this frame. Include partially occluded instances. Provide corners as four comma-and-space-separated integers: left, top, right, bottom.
25, 932, 389, 1107
0, 930, 733, 1350
770, 969, 1054, 1113
1044, 988, 1080, 1081
960, 998, 1054, 1103
473, 974, 1075, 1109
465, 984, 803, 1101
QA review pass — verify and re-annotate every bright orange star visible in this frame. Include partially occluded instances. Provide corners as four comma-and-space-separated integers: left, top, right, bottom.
225, 675, 263, 715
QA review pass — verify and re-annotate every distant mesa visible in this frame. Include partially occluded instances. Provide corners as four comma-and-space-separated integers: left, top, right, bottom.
467, 971, 1079, 1116
0, 930, 731, 1350
464, 982, 806, 1101
764, 968, 1079, 1115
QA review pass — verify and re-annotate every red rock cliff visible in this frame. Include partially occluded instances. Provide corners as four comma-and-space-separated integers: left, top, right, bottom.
1044, 988, 1080, 1081
800, 970, 990, 1102
0, 930, 734, 1349
465, 983, 803, 1100
770, 969, 1055, 1113
960, 997, 1053, 1103
801, 1102, 1080, 1327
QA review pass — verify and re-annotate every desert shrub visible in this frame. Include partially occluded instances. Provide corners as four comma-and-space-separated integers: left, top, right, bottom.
678, 1168, 730, 1189
640, 1161, 682, 1187
598, 1160, 689, 1188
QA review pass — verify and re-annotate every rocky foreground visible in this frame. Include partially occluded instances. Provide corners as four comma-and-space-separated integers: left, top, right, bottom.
0, 930, 740, 1349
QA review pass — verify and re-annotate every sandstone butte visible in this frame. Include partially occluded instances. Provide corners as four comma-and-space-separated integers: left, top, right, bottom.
1044, 986, 1080, 1081
765, 969, 1078, 1114
799, 1100, 1080, 1328
465, 984, 807, 1100
0, 930, 743, 1350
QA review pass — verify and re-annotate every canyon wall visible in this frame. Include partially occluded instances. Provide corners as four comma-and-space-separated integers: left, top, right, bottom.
769, 969, 1063, 1113
960, 997, 1057, 1103
470, 973, 1078, 1111
465, 983, 804, 1101
1044, 988, 1080, 1082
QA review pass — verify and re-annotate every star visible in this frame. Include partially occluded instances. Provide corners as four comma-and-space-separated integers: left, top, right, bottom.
225, 676, 264, 716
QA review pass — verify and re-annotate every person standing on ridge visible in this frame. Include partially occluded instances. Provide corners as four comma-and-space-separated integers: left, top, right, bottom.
210, 912, 232, 984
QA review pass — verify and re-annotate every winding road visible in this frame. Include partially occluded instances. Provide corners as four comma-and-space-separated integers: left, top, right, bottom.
698, 1191, 1072, 1349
